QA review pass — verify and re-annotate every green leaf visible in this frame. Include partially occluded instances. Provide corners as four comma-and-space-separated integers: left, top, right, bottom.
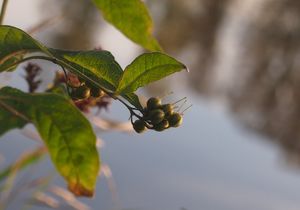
0, 54, 24, 72
116, 52, 187, 94
0, 25, 50, 67
0, 87, 99, 197
0, 92, 28, 136
92, 0, 162, 51
51, 49, 123, 91
0, 26, 123, 92
46, 84, 69, 98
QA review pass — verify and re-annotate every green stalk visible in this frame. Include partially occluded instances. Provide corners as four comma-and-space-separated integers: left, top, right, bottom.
0, 0, 9, 25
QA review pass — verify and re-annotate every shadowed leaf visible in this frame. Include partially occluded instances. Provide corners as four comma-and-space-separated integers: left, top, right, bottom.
0, 87, 99, 196
116, 52, 187, 94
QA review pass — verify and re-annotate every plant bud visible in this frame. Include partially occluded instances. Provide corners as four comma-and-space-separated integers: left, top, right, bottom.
154, 119, 169, 131
148, 109, 165, 124
168, 113, 183, 127
133, 120, 147, 133
147, 97, 161, 110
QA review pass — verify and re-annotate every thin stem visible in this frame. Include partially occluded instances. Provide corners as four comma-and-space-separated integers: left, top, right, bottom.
11, 55, 58, 66
11, 55, 119, 98
0, 0, 9, 25
5, 55, 142, 122
172, 97, 187, 105
60, 65, 72, 95
177, 99, 187, 112
116, 98, 142, 119
6, 55, 115, 95
181, 104, 193, 114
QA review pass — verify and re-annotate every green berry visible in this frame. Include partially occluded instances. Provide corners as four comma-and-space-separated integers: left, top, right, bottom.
90, 87, 105, 98
168, 113, 183, 127
147, 97, 161, 110
133, 120, 147, 133
148, 109, 165, 124
154, 119, 169, 131
71, 85, 90, 100
162, 104, 174, 116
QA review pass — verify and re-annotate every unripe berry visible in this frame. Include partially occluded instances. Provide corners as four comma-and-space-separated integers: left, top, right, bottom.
90, 87, 105, 98
168, 113, 183, 127
133, 120, 147, 133
148, 109, 165, 124
147, 97, 161, 110
162, 104, 174, 116
71, 85, 90, 100
154, 119, 169, 131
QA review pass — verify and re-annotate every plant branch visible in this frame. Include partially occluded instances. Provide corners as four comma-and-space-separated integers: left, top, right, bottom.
116, 97, 143, 119
13, 55, 115, 95
0, 0, 9, 25
5, 55, 141, 116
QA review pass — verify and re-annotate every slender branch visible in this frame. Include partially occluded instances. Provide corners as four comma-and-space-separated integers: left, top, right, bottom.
0, 0, 9, 25
17, 55, 58, 65
13, 55, 116, 95
4, 55, 142, 121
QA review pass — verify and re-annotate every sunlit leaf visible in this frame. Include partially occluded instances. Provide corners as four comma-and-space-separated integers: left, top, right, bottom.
116, 52, 187, 94
0, 87, 100, 196
92, 0, 162, 51
51, 49, 123, 91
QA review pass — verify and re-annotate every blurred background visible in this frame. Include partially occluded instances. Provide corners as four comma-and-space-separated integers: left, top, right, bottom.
2, 0, 300, 209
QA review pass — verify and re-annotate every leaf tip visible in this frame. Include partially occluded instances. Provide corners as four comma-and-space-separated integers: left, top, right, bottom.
179, 62, 189, 73
68, 183, 95, 197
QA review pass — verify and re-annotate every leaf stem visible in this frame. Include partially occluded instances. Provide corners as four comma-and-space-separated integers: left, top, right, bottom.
7, 55, 141, 120
13, 55, 115, 94
12, 55, 58, 66
0, 0, 9, 25
116, 97, 144, 120
60, 65, 72, 95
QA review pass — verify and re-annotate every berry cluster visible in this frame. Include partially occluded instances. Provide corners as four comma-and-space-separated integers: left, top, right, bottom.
132, 97, 183, 133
